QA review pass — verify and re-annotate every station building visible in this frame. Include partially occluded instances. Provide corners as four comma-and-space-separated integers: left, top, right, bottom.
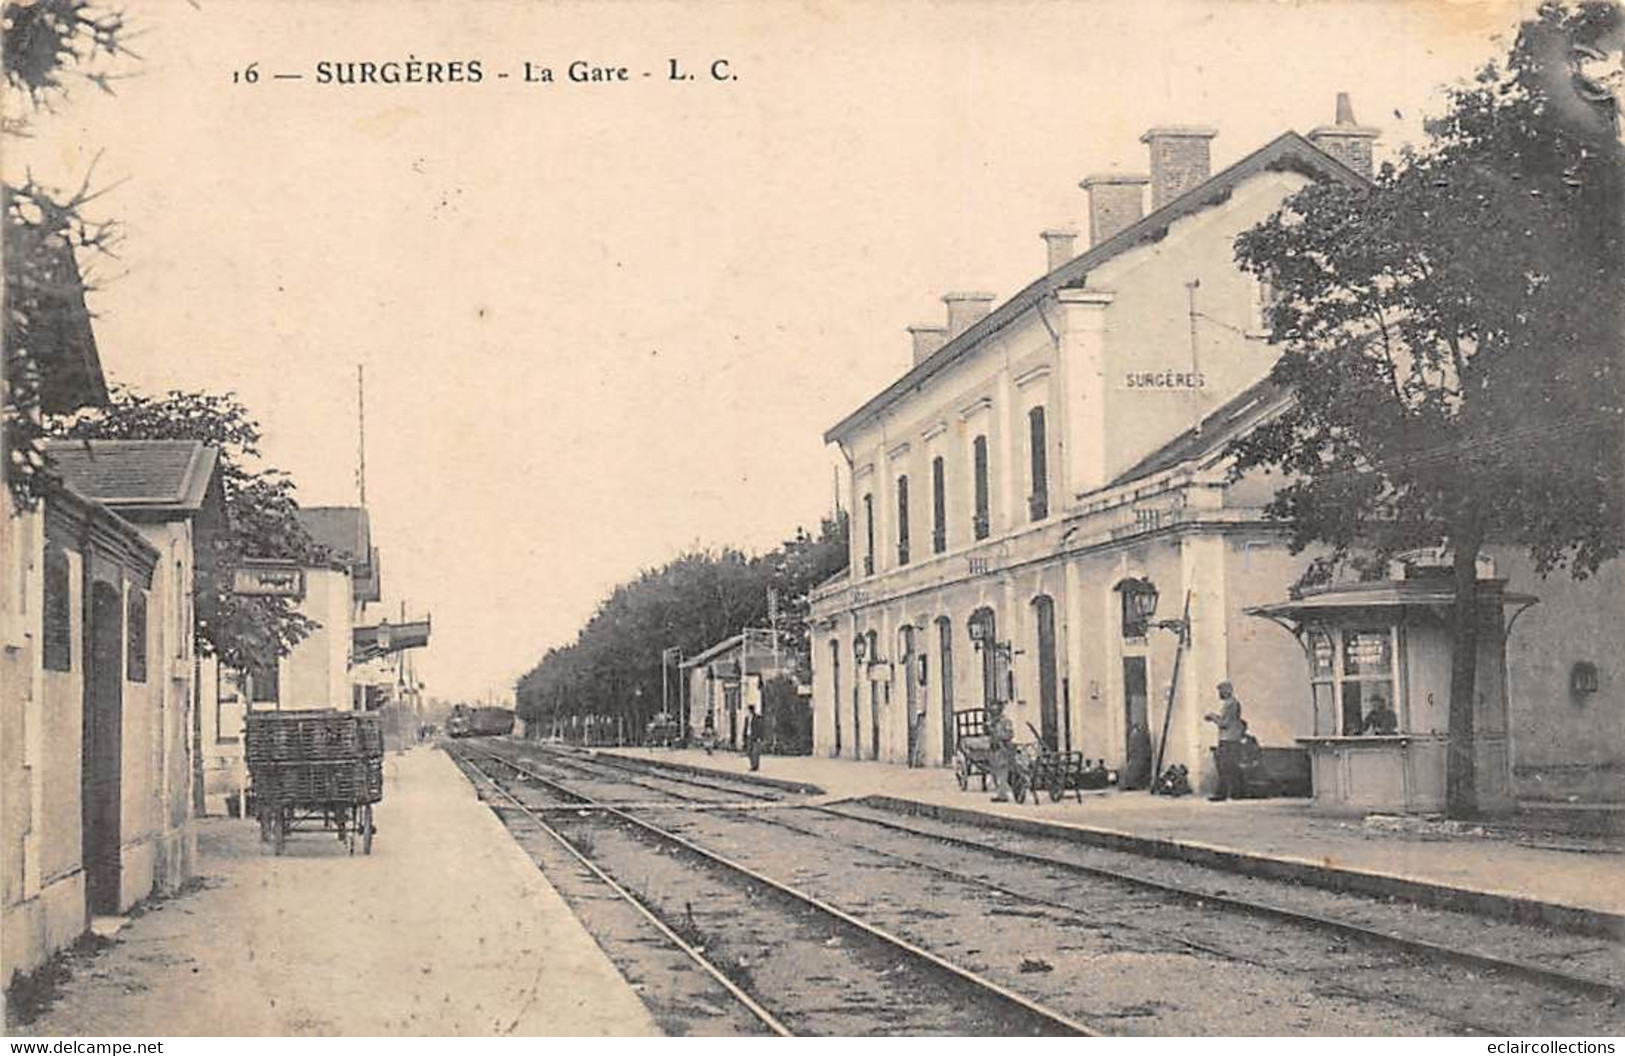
808, 97, 1625, 803
681, 630, 794, 749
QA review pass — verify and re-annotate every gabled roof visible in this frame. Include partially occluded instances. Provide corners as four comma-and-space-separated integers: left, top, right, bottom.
1109, 375, 1291, 486
296, 506, 381, 602
29, 239, 109, 414
825, 131, 1367, 444
44, 439, 221, 516
680, 634, 745, 669
297, 506, 371, 564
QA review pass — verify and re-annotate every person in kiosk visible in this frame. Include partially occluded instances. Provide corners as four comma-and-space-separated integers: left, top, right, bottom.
1203, 681, 1249, 801
1359, 693, 1400, 735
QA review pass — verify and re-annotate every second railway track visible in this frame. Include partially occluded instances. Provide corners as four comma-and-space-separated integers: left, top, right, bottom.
455, 738, 1625, 1036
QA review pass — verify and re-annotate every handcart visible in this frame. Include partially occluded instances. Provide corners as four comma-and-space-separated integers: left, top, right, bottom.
247, 710, 384, 856
952, 708, 1034, 803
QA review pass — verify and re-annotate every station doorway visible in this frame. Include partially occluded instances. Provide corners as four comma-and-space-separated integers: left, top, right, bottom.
83, 582, 124, 916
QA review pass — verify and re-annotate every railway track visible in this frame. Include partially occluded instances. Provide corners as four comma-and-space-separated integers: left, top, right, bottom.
460, 739, 1624, 1035
566, 744, 1625, 997
454, 749, 791, 1035
451, 741, 1096, 1036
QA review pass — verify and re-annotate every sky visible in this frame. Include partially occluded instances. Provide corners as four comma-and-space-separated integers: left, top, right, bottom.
10, 0, 1532, 702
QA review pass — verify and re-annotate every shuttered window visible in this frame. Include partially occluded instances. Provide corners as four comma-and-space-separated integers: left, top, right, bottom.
931, 457, 946, 553
896, 475, 910, 566
1028, 406, 1049, 521
862, 492, 875, 576
127, 591, 148, 683
972, 435, 990, 540
43, 544, 72, 672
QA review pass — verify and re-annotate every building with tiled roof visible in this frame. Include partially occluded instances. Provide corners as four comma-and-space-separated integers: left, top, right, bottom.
4, 341, 211, 981
809, 93, 1624, 809
809, 97, 1381, 788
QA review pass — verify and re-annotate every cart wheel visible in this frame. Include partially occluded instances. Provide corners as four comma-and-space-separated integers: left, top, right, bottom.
1012, 774, 1027, 805
361, 805, 374, 855
954, 756, 969, 791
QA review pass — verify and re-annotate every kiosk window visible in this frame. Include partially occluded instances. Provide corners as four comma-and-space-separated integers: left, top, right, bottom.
1340, 627, 1397, 735
1306, 625, 1400, 736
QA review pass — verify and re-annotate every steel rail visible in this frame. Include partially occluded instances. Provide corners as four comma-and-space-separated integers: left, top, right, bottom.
812, 803, 1625, 1005
673, 804, 1548, 1038
461, 742, 1100, 1037
579, 746, 1625, 1004
450, 745, 793, 1037
519, 742, 784, 803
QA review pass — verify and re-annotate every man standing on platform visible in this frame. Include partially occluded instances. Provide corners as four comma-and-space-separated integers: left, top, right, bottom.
986, 699, 1016, 802
1203, 681, 1248, 801
743, 703, 762, 772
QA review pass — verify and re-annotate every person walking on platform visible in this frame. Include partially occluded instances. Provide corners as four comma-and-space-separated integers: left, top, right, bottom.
1203, 681, 1248, 801
986, 699, 1016, 802
743, 703, 762, 772
1124, 721, 1153, 791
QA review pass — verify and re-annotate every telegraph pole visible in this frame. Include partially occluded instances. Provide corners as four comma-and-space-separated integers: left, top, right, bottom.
357, 363, 368, 506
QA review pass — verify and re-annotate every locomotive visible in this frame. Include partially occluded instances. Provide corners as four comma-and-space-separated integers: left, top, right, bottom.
446, 704, 516, 738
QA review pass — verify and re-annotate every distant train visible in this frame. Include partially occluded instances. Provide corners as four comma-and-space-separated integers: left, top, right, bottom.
446, 704, 516, 738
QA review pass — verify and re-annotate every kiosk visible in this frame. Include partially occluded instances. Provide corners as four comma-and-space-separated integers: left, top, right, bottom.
1248, 570, 1535, 816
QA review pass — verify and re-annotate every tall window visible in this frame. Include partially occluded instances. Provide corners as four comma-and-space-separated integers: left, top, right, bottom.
1028, 406, 1049, 521
972, 435, 990, 540
829, 639, 842, 755
127, 591, 148, 683
931, 456, 947, 554
174, 558, 188, 658
42, 544, 72, 672
896, 475, 910, 566
862, 492, 875, 576
1307, 626, 1401, 735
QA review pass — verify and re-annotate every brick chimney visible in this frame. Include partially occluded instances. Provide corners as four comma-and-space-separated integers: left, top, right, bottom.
907, 324, 949, 365
1080, 173, 1148, 246
1040, 227, 1079, 272
942, 292, 995, 338
1308, 92, 1380, 179
1140, 126, 1218, 210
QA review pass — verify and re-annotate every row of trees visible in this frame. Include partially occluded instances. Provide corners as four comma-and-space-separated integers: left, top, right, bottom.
514, 514, 848, 739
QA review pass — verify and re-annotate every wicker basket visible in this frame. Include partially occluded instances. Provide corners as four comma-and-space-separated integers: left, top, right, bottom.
246, 711, 384, 763
252, 757, 384, 805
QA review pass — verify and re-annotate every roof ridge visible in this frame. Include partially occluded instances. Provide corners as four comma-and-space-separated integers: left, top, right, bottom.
825, 130, 1365, 444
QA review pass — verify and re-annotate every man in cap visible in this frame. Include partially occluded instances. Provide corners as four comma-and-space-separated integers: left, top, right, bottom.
1203, 680, 1248, 801
986, 699, 1016, 802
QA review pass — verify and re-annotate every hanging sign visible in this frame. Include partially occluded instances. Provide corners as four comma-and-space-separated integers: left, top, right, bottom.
232, 566, 305, 598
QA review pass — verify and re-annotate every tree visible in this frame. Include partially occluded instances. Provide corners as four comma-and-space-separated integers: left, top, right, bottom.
1230, 1, 1625, 816
4, 0, 133, 510
47, 387, 328, 672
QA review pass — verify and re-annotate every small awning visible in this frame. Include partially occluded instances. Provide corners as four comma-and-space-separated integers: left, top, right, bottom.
352, 617, 431, 663
1247, 579, 1537, 634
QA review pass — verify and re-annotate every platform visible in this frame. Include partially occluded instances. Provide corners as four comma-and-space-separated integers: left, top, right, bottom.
15, 747, 658, 1036
595, 744, 1625, 938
